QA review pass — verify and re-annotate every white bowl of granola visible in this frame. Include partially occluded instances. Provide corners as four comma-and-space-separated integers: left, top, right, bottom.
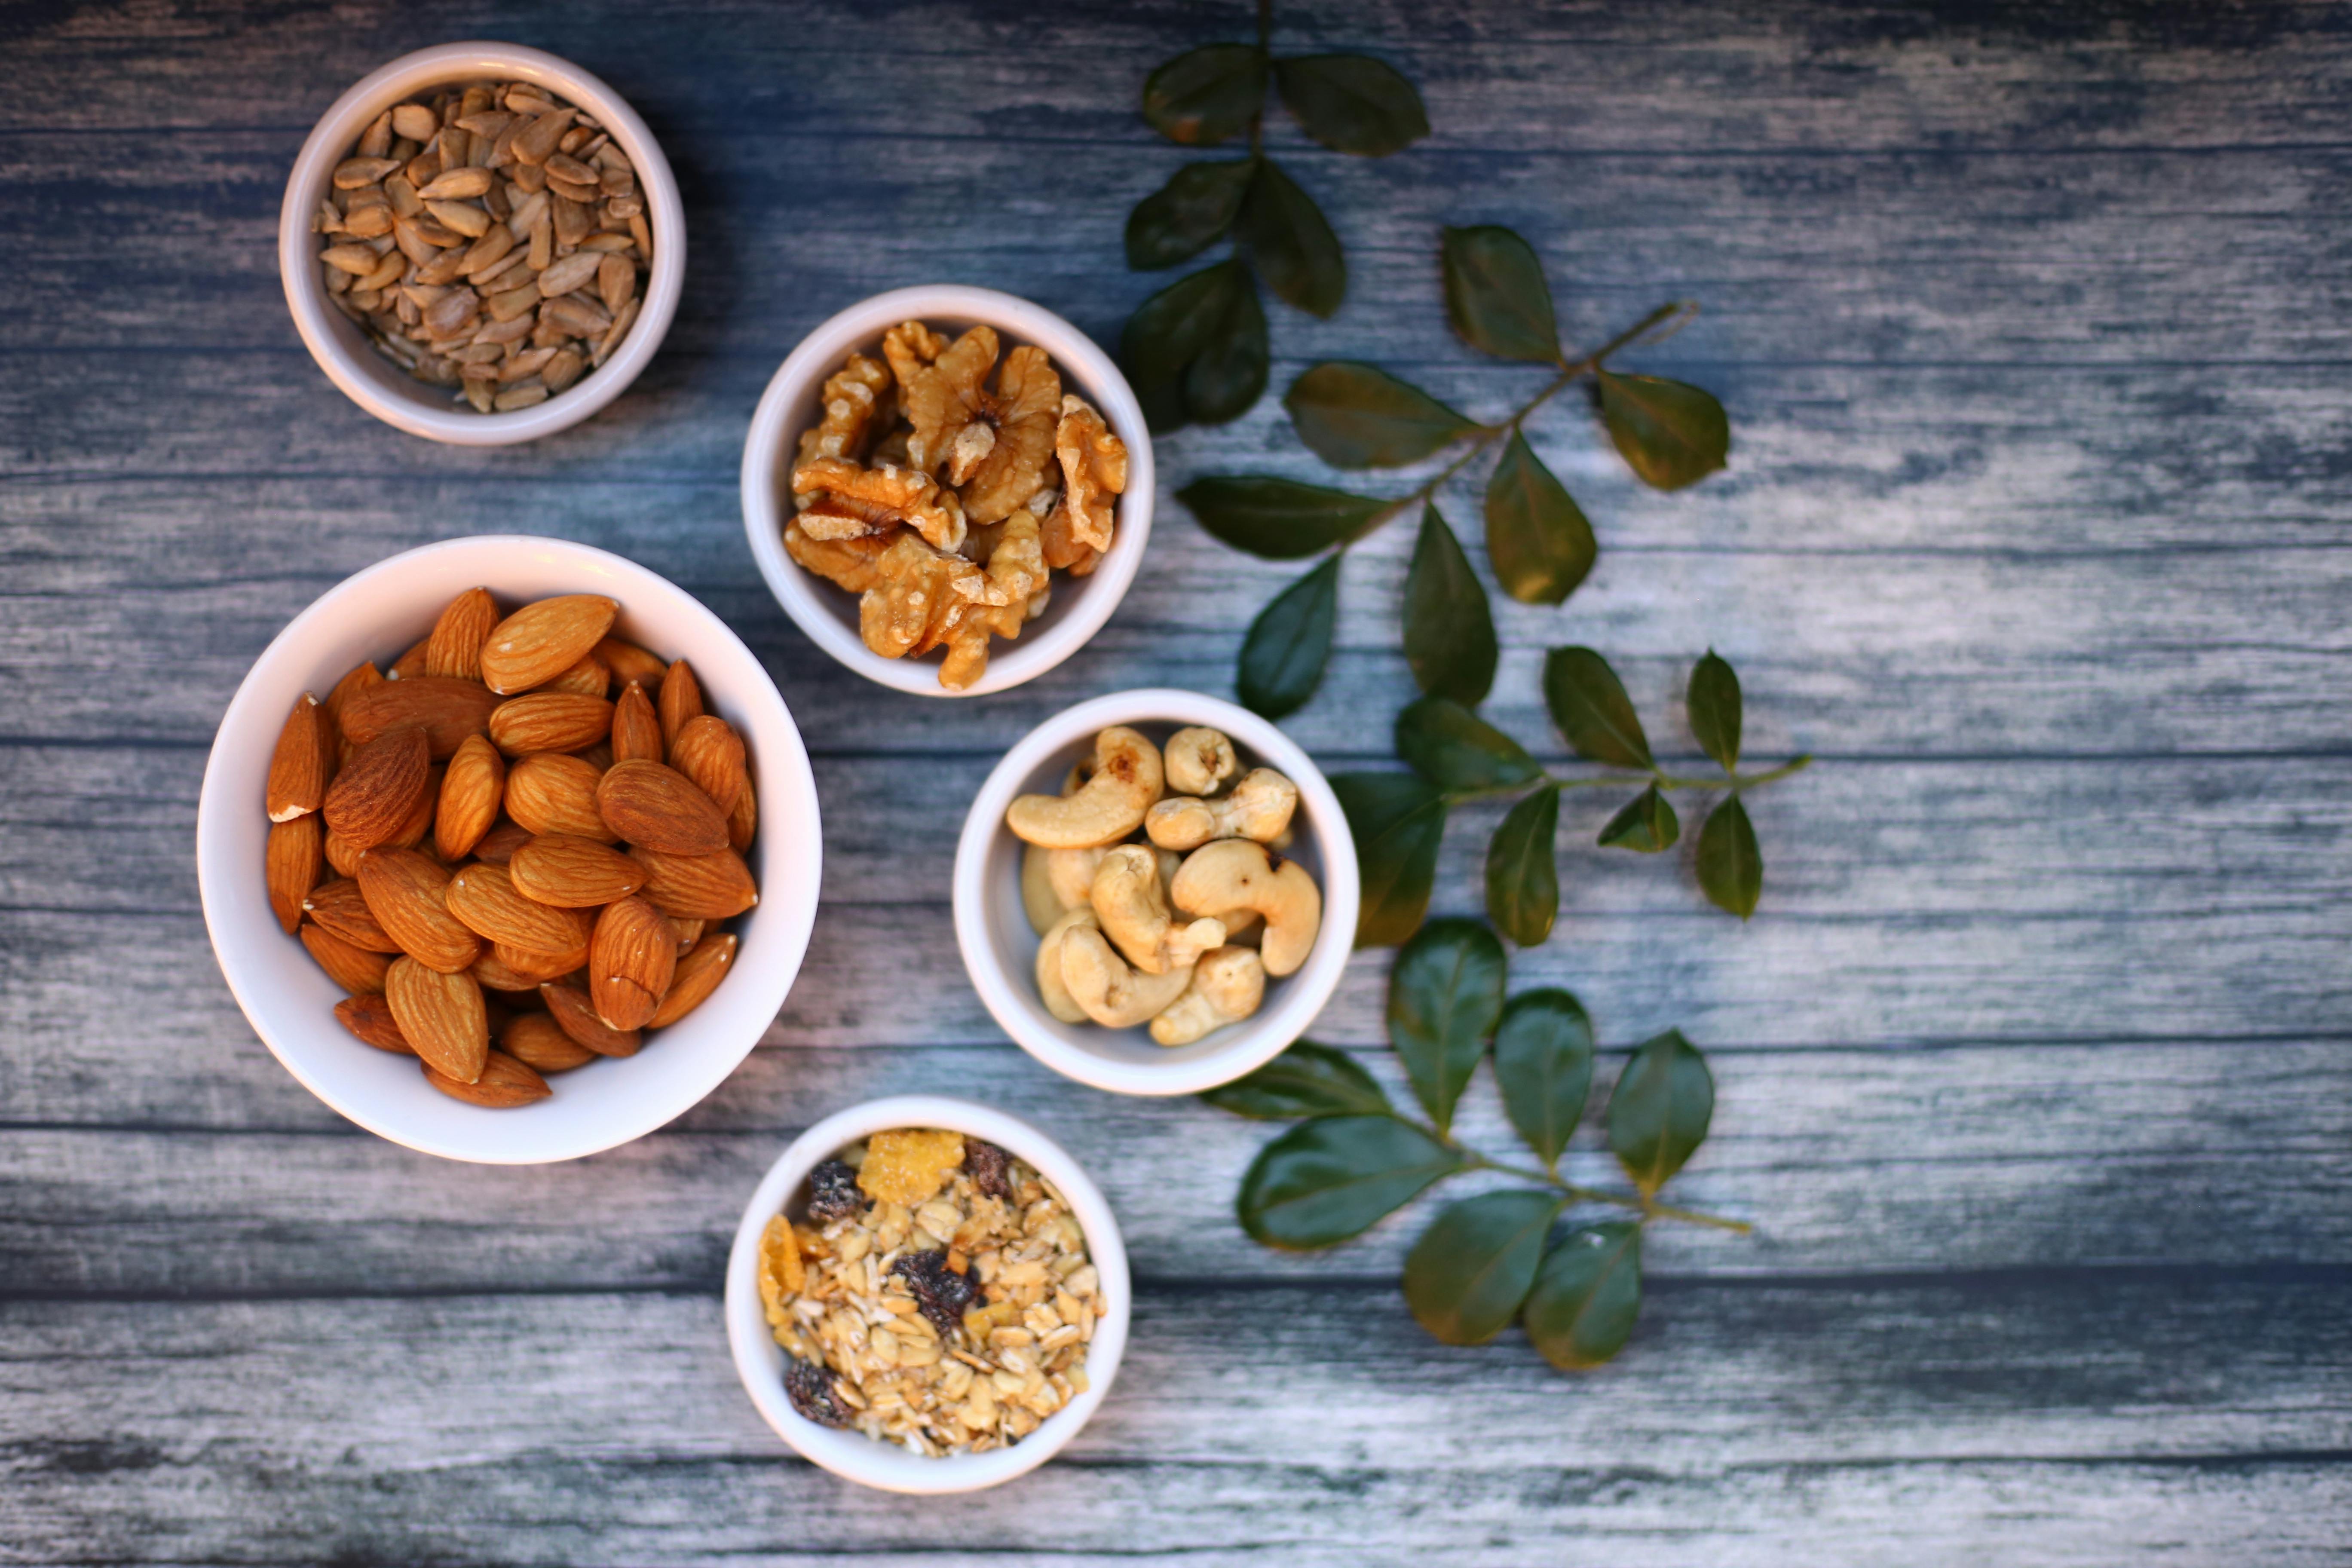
725, 1096, 1130, 1493
740, 285, 1154, 696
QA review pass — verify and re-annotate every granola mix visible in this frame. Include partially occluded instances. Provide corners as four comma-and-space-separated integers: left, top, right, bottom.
757, 1129, 1104, 1456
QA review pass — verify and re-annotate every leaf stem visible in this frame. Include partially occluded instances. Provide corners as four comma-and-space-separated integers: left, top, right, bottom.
1248, 0, 1272, 158
1461, 1154, 1751, 1233
1441, 752, 1810, 808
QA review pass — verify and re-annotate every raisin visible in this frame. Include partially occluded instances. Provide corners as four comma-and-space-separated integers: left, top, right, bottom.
964, 1138, 1012, 1201
893, 1248, 977, 1336
806, 1159, 865, 1223
784, 1358, 851, 1429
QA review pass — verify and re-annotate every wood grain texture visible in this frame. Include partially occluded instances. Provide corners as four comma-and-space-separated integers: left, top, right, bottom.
3, 0, 2349, 1562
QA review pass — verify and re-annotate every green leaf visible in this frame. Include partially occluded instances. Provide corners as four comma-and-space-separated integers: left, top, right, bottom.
1240, 159, 1345, 319
1331, 772, 1449, 947
1484, 431, 1596, 606
1184, 269, 1269, 425
1125, 159, 1256, 270
1401, 504, 1497, 704
1696, 793, 1762, 919
1142, 44, 1268, 147
1200, 1040, 1393, 1120
1606, 1029, 1715, 1194
1178, 475, 1390, 560
1541, 646, 1653, 769
1492, 988, 1594, 1167
1286, 366, 1479, 471
1524, 1222, 1642, 1370
1687, 650, 1742, 772
1237, 556, 1339, 718
1484, 785, 1560, 946
1596, 784, 1679, 853
1596, 372, 1730, 491
1387, 918, 1507, 1133
1395, 696, 1540, 792
1441, 226, 1561, 364
1274, 54, 1430, 157
1119, 260, 1268, 431
1403, 1191, 1563, 1345
1237, 1115, 1465, 1250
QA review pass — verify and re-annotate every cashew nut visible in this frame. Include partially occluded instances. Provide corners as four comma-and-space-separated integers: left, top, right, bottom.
1058, 925, 1195, 1028
1169, 839, 1323, 977
1021, 842, 1065, 936
1006, 726, 1163, 848
1144, 767, 1299, 851
1045, 845, 1109, 912
1035, 907, 1099, 1024
1149, 945, 1267, 1046
1163, 726, 1238, 797
1091, 845, 1225, 975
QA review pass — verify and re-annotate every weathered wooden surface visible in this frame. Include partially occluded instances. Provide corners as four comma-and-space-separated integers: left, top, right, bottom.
3, 1, 2349, 1563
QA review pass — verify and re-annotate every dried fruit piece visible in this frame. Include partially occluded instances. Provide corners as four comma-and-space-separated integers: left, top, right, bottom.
504, 752, 615, 841
266, 694, 332, 822
499, 1011, 596, 1073
596, 760, 729, 855
489, 691, 615, 756
266, 815, 322, 935
784, 1359, 852, 1429
386, 955, 490, 1083
657, 659, 703, 753
424, 587, 499, 679
322, 727, 430, 850
507, 833, 646, 907
356, 845, 483, 974
806, 1159, 866, 1223
435, 732, 505, 860
792, 454, 967, 554
334, 992, 412, 1053
610, 679, 662, 763
856, 1127, 965, 1206
540, 980, 642, 1057
301, 922, 390, 994
340, 677, 501, 759
444, 861, 596, 955
1054, 395, 1127, 553
423, 1047, 550, 1107
964, 1138, 1013, 1201
668, 714, 749, 815
301, 877, 399, 952
626, 845, 759, 920
589, 895, 676, 1032
894, 1249, 978, 1335
479, 594, 620, 694
648, 932, 735, 1027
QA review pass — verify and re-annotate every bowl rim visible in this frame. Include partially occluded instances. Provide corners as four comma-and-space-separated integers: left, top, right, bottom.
194, 534, 821, 1163
951, 689, 1361, 1096
277, 40, 686, 446
724, 1093, 1131, 1493
739, 284, 1155, 697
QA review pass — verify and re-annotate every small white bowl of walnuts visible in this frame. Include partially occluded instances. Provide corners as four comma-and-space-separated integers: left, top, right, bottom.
741, 285, 1154, 696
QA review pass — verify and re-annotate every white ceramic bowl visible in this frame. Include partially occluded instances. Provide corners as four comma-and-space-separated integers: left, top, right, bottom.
726, 1095, 1130, 1492
953, 690, 1359, 1096
195, 536, 822, 1163
740, 285, 1155, 697
279, 42, 686, 444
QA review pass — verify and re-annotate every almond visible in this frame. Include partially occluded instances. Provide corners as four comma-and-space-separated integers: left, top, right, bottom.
597, 759, 727, 854
573, 741, 614, 772
657, 657, 703, 752
473, 946, 557, 993
507, 833, 646, 907
500, 1012, 596, 1073
504, 752, 615, 840
726, 782, 756, 854
649, 932, 737, 1027
539, 652, 610, 697
473, 820, 534, 864
494, 940, 586, 982
422, 1047, 549, 1107
669, 916, 706, 955
489, 691, 614, 756
479, 594, 619, 694
335, 992, 413, 1053
611, 679, 662, 763
541, 979, 641, 1057
387, 956, 489, 1082
389, 636, 430, 679
322, 726, 429, 849
266, 815, 322, 935
590, 894, 675, 1031
265, 693, 332, 821
323, 660, 385, 735
668, 714, 748, 815
384, 762, 441, 851
595, 635, 667, 689
445, 861, 596, 954
302, 877, 400, 952
302, 922, 390, 993
323, 826, 367, 879
357, 846, 482, 973
628, 844, 759, 920
435, 733, 506, 860
341, 676, 501, 759
424, 586, 499, 680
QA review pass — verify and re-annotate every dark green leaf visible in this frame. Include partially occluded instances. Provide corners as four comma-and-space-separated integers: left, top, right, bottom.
1524, 1222, 1642, 1369
1687, 650, 1742, 772
1492, 988, 1594, 1166
1696, 793, 1762, 919
1142, 44, 1268, 147
1120, 261, 1266, 431
1237, 1115, 1465, 1250
1541, 646, 1653, 769
1274, 54, 1430, 157
1237, 556, 1339, 718
1401, 504, 1497, 704
1485, 431, 1595, 606
1125, 159, 1255, 270
1240, 159, 1344, 318
1387, 918, 1507, 1133
1404, 1191, 1563, 1345
1200, 1040, 1393, 1120
1286, 366, 1479, 470
1596, 785, 1679, 853
1596, 372, 1729, 491
1441, 226, 1561, 364
1607, 1029, 1715, 1194
1332, 772, 1449, 947
1183, 269, 1269, 424
1484, 785, 1559, 946
1178, 475, 1390, 560
1395, 697, 1540, 792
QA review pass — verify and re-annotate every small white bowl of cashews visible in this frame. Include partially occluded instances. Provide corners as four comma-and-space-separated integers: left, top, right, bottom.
952, 690, 1359, 1096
